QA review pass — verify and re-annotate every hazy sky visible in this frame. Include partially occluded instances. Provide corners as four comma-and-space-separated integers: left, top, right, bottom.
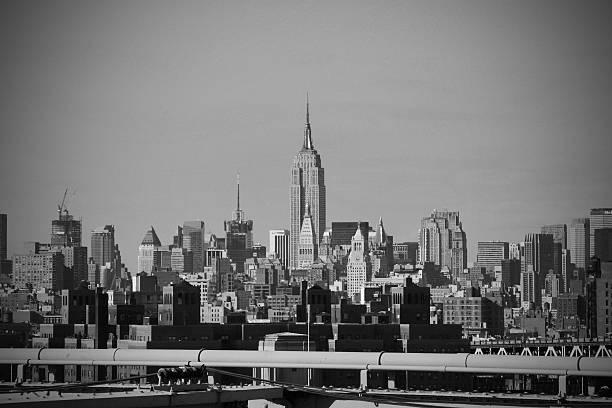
1, 1, 611, 272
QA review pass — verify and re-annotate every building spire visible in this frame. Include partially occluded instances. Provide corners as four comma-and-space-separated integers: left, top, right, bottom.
303, 93, 313, 150
233, 173, 243, 222
236, 172, 240, 212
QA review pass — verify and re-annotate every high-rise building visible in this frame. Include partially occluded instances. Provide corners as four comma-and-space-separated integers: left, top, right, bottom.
542, 224, 567, 276
0, 213, 6, 262
568, 218, 590, 270
523, 233, 554, 290
59, 246, 88, 285
451, 226, 467, 281
589, 208, 612, 257
541, 224, 567, 249
91, 225, 115, 267
269, 229, 289, 270
346, 225, 371, 299
418, 210, 466, 276
369, 217, 394, 275
137, 226, 161, 274
13, 252, 67, 292
0, 214, 7, 277
500, 259, 521, 286
509, 242, 521, 260
51, 211, 81, 247
476, 241, 509, 272
330, 222, 369, 251
297, 205, 317, 269
183, 221, 205, 273
224, 175, 253, 274
290, 97, 326, 269
393, 241, 418, 265
594, 228, 612, 262
171, 247, 193, 273
561, 249, 573, 293
521, 265, 538, 309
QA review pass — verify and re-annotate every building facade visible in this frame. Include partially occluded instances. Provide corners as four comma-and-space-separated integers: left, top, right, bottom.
568, 218, 590, 270
589, 208, 612, 257
476, 241, 509, 272
290, 98, 326, 269
346, 226, 371, 299
297, 205, 317, 269
269, 229, 290, 269
418, 210, 466, 276
183, 221, 205, 273
91, 225, 115, 267
137, 226, 161, 274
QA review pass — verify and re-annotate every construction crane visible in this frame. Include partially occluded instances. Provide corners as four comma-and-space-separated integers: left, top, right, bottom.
57, 188, 68, 219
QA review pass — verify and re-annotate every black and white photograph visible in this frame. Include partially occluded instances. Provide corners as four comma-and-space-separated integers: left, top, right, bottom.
0, 1, 611, 407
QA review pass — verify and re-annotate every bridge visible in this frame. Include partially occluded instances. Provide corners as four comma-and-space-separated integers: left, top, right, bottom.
471, 337, 612, 357
1, 348, 611, 407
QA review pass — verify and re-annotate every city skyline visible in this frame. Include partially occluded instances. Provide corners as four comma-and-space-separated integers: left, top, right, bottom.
1, 1, 612, 273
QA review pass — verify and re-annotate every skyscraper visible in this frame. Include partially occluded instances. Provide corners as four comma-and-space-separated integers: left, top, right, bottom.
418, 209, 466, 275
568, 218, 590, 270
476, 241, 509, 272
523, 233, 554, 294
0, 213, 6, 262
269, 229, 289, 269
183, 221, 206, 273
51, 210, 82, 247
594, 228, 612, 262
589, 208, 612, 257
91, 225, 115, 267
290, 96, 326, 269
346, 225, 371, 299
224, 175, 253, 274
541, 224, 567, 275
297, 205, 317, 269
137, 226, 161, 274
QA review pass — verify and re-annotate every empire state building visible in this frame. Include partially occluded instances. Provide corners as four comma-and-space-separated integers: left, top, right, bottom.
290, 97, 326, 269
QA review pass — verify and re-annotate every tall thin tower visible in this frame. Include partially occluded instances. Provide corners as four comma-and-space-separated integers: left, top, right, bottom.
290, 95, 326, 269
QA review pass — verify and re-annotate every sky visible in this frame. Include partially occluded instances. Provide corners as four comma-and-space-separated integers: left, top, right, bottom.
1, 0, 611, 272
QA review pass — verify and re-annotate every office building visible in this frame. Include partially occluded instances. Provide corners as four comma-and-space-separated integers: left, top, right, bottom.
542, 224, 567, 276
561, 249, 573, 293
269, 229, 289, 269
568, 218, 590, 270
0, 213, 6, 262
590, 208, 612, 257
171, 247, 193, 273
13, 252, 67, 292
183, 221, 205, 273
290, 97, 326, 269
451, 226, 467, 280
476, 241, 509, 272
91, 225, 115, 267
509, 242, 521, 260
393, 241, 418, 265
594, 228, 612, 262
369, 217, 394, 275
523, 233, 554, 289
500, 259, 521, 287
137, 226, 161, 274
330, 222, 369, 250
224, 176, 253, 274
541, 224, 567, 249
443, 296, 503, 337
418, 210, 466, 275
297, 205, 317, 269
521, 265, 538, 309
58, 246, 88, 285
346, 226, 371, 299
50, 210, 81, 247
